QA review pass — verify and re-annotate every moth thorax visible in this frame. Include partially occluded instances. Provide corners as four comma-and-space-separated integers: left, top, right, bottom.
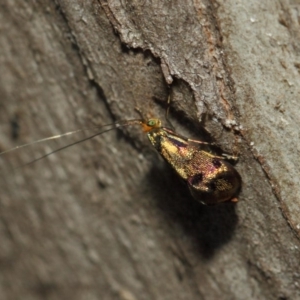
147, 129, 164, 152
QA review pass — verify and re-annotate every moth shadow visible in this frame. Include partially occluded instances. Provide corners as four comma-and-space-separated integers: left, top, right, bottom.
144, 162, 238, 259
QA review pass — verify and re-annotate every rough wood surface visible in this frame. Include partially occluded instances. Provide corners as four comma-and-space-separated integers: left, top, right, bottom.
0, 1, 300, 299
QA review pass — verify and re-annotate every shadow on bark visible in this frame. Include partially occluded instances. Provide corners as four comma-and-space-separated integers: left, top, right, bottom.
145, 162, 238, 259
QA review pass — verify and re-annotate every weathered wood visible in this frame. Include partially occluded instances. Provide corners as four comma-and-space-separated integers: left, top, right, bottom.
0, 0, 299, 299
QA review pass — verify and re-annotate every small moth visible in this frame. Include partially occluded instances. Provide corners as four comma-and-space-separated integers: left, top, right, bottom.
1, 113, 242, 205
141, 118, 241, 205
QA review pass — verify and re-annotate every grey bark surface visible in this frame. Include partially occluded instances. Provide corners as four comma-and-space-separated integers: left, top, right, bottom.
0, 1, 299, 299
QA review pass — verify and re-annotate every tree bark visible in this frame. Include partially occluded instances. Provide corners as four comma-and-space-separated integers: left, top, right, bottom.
0, 0, 299, 299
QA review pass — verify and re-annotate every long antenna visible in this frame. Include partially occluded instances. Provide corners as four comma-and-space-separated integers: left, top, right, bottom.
21, 127, 120, 168
1, 119, 142, 168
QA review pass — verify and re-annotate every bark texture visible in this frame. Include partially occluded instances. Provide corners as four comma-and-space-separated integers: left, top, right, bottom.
0, 1, 300, 299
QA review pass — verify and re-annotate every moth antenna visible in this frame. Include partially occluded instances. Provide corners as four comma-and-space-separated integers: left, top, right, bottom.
1, 119, 142, 168
0, 120, 142, 156
1, 127, 93, 156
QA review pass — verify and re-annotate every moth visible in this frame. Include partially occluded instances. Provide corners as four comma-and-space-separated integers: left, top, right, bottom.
1, 113, 242, 205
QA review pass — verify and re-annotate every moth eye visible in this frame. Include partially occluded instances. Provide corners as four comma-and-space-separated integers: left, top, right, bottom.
147, 119, 156, 127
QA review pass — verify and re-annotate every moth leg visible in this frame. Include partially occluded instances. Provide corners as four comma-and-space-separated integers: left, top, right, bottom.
221, 153, 239, 162
187, 138, 216, 146
189, 138, 239, 162
230, 197, 239, 203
